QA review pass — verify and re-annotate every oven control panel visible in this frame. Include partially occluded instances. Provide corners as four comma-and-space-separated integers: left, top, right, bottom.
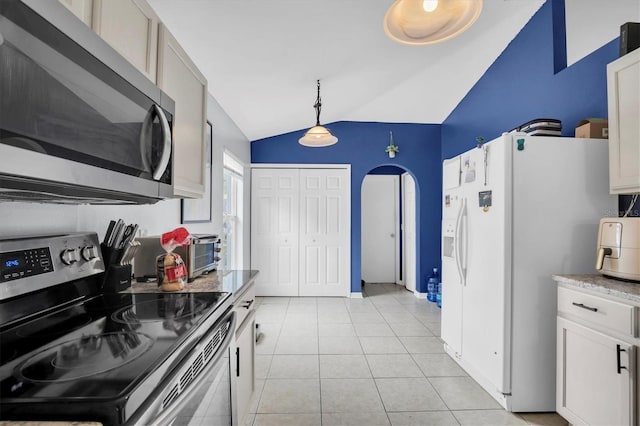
0, 247, 53, 282
0, 232, 105, 301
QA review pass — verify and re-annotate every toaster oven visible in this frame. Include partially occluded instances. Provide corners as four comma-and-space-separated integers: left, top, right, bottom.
134, 234, 221, 282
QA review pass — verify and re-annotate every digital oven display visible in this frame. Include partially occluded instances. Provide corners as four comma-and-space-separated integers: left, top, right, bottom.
4, 256, 25, 269
0, 247, 53, 282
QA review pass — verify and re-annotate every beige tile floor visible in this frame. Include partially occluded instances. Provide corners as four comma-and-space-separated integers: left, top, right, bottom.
249, 283, 568, 426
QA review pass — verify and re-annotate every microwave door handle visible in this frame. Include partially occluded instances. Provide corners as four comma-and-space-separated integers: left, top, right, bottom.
139, 106, 155, 173
152, 105, 172, 180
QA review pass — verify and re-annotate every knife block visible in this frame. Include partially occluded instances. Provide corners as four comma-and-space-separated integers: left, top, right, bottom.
100, 243, 131, 292
103, 264, 132, 293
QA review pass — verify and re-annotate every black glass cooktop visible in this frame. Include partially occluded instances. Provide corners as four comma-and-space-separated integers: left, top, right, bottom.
0, 291, 230, 401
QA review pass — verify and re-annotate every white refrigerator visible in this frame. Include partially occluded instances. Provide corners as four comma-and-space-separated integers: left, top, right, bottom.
440, 132, 616, 412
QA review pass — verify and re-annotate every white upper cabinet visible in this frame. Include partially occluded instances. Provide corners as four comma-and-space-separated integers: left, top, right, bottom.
607, 48, 640, 194
91, 0, 159, 83
58, 0, 93, 26
157, 23, 208, 198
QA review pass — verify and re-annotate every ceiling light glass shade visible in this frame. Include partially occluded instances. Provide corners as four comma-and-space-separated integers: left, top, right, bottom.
384, 0, 482, 46
299, 125, 338, 147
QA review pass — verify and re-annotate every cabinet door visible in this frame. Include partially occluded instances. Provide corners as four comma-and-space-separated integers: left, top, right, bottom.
58, 0, 93, 26
557, 317, 635, 425
607, 48, 640, 194
251, 169, 299, 296
92, 0, 158, 82
298, 168, 350, 297
234, 311, 255, 426
157, 23, 208, 198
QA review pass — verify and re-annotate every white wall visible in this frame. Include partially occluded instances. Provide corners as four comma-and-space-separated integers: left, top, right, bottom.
0, 94, 252, 267
566, 0, 640, 66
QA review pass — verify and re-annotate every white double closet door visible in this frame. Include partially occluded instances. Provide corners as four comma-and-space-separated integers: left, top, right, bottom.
251, 166, 350, 297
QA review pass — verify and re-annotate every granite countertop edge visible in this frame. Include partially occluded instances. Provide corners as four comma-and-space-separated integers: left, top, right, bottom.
122, 269, 258, 304
553, 274, 640, 303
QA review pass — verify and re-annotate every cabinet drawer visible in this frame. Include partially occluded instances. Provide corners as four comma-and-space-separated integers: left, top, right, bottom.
233, 283, 255, 330
558, 286, 636, 337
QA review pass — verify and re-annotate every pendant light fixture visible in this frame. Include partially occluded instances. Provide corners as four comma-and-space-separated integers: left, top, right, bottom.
298, 79, 338, 147
384, 0, 483, 46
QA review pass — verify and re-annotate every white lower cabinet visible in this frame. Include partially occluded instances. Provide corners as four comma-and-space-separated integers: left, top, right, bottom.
557, 317, 635, 425
231, 284, 256, 426
556, 286, 637, 425
233, 311, 255, 426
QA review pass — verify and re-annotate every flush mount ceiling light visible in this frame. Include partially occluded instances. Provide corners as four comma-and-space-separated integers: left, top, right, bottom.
384, 0, 483, 46
298, 79, 338, 147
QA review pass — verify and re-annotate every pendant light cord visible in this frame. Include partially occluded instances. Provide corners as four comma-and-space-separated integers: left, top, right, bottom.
314, 79, 322, 126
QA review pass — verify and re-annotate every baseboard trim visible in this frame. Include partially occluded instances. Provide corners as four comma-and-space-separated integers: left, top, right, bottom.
414, 291, 427, 299
350, 292, 363, 299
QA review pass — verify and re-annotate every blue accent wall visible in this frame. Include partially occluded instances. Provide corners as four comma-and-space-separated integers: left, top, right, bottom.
251, 122, 441, 293
251, 0, 624, 294
441, 0, 618, 159
369, 166, 405, 175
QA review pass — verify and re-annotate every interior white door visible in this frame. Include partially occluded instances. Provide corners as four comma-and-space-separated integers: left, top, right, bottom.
250, 168, 299, 296
402, 173, 417, 293
298, 169, 350, 297
361, 175, 398, 283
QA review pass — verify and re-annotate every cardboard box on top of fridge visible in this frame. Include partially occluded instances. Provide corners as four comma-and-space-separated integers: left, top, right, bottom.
575, 118, 608, 139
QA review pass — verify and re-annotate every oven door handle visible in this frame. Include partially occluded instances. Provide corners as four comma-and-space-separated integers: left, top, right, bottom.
129, 309, 236, 426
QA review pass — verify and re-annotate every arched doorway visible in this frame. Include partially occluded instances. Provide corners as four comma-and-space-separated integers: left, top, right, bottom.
360, 165, 418, 297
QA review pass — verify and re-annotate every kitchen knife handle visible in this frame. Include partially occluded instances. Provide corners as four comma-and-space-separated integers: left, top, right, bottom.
103, 220, 116, 245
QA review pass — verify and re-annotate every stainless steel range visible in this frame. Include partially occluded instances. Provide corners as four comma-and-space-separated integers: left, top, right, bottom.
0, 233, 234, 425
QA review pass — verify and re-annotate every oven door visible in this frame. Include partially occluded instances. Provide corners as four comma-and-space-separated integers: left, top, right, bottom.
128, 309, 236, 426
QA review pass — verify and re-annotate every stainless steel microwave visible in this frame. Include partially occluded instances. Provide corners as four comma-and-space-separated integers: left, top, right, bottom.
0, 0, 175, 204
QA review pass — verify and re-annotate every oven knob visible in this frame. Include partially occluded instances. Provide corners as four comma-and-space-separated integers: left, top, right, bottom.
81, 245, 99, 261
60, 248, 80, 265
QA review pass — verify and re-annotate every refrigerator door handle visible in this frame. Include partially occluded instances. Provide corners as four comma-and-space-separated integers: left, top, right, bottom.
455, 198, 467, 286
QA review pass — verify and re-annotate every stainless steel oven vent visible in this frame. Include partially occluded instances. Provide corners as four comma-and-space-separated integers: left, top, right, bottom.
161, 320, 231, 409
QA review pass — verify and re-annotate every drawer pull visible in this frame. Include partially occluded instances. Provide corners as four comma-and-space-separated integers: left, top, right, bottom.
617, 344, 627, 374
241, 299, 254, 310
572, 302, 598, 312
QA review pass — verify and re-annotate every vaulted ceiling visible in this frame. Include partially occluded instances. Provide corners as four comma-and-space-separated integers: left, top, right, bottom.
148, 0, 545, 141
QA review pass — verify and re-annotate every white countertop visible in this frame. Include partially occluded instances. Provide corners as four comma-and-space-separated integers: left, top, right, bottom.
553, 274, 640, 303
